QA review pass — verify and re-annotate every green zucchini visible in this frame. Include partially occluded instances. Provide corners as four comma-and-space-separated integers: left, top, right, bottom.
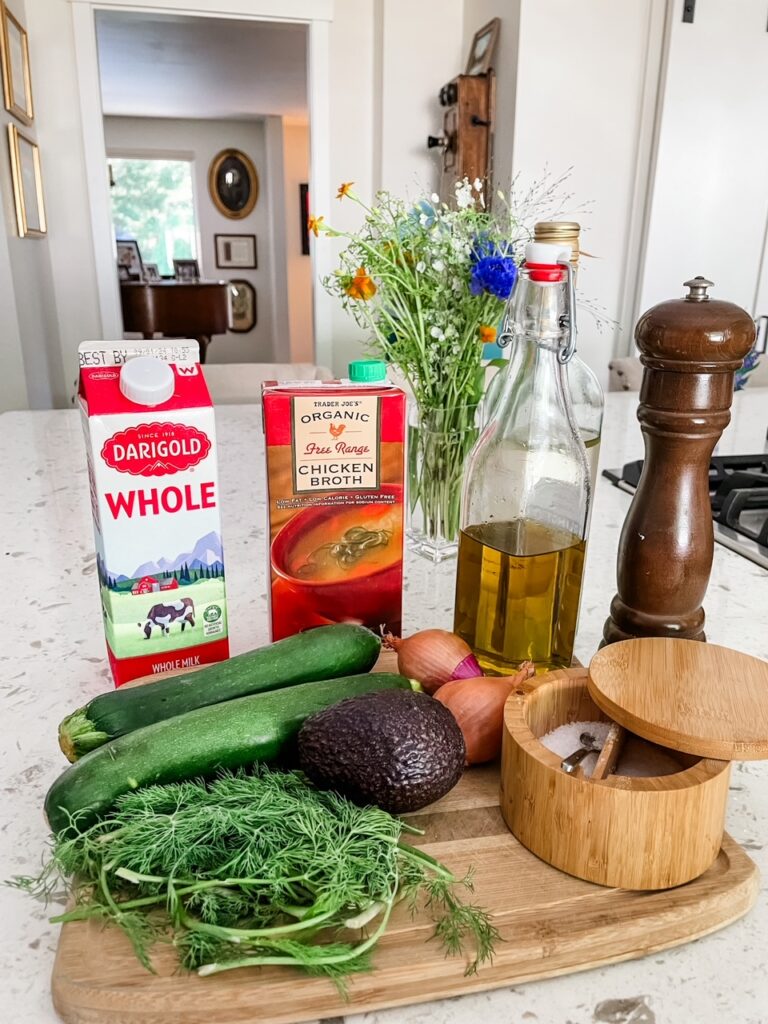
46, 672, 412, 835
59, 624, 381, 762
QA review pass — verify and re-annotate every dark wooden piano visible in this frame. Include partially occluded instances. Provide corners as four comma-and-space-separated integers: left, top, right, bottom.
120, 281, 230, 363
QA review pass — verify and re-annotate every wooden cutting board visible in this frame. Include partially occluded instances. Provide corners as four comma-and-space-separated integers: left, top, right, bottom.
52, 763, 758, 1024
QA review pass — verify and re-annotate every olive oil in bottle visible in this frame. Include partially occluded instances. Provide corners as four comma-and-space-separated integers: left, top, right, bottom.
454, 243, 592, 673
454, 520, 585, 673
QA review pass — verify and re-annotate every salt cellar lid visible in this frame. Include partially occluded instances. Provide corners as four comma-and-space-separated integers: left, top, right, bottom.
588, 638, 768, 761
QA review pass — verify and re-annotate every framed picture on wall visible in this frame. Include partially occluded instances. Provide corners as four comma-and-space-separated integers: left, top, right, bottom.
208, 148, 259, 219
116, 239, 143, 279
228, 279, 256, 333
173, 258, 200, 282
7, 124, 45, 237
300, 183, 310, 255
465, 18, 500, 76
215, 233, 256, 269
1, 4, 33, 125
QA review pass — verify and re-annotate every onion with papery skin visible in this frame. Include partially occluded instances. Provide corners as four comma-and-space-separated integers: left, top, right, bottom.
434, 662, 536, 764
383, 629, 483, 694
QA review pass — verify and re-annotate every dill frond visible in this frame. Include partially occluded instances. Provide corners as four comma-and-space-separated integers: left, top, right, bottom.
13, 767, 497, 988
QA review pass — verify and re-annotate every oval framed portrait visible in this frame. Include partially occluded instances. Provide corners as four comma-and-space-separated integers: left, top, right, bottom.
208, 149, 259, 219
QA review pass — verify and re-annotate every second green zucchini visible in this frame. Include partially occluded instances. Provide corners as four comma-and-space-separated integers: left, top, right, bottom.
46, 671, 413, 835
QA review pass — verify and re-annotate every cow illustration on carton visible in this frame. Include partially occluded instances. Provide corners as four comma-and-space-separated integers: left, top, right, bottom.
140, 597, 195, 639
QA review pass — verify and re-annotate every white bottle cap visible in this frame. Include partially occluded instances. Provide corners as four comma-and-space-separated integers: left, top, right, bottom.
525, 241, 572, 264
119, 356, 175, 407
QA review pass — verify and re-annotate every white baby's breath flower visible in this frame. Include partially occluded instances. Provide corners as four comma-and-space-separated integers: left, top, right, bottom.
454, 178, 474, 210
431, 193, 440, 203
473, 178, 483, 192
416, 261, 426, 273
432, 259, 445, 272
430, 326, 445, 340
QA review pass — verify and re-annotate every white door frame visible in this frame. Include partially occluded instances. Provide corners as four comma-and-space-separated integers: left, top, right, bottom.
70, 0, 334, 369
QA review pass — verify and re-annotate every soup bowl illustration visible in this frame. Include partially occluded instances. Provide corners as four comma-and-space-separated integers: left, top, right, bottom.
270, 484, 403, 637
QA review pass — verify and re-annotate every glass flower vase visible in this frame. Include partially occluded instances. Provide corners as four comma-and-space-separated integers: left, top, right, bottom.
407, 403, 480, 562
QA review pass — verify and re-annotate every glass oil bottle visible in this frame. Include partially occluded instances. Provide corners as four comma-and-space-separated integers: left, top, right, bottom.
454, 243, 592, 673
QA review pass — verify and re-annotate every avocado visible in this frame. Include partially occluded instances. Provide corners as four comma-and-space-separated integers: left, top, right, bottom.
297, 689, 465, 813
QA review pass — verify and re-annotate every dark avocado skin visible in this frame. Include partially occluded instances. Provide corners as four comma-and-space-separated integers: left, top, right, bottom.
297, 689, 465, 813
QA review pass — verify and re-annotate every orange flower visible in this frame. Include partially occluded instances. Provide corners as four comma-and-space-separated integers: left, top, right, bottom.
345, 267, 377, 301
479, 325, 497, 344
336, 181, 355, 200
307, 214, 324, 237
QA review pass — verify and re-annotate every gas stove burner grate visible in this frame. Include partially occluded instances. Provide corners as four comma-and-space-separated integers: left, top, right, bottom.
603, 454, 768, 570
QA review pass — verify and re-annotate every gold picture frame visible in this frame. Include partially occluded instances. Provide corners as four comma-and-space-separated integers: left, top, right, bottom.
1, 4, 33, 125
8, 123, 46, 237
208, 148, 259, 220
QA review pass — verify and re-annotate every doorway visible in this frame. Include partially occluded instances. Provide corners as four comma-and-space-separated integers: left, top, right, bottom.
72, 0, 333, 369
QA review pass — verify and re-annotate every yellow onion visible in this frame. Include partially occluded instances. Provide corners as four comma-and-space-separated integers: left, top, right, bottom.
384, 629, 483, 694
434, 662, 536, 764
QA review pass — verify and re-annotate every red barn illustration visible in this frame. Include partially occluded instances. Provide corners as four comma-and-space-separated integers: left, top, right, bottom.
132, 575, 159, 595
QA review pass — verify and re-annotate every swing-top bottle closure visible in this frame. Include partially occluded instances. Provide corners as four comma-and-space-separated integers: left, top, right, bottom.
499, 242, 578, 364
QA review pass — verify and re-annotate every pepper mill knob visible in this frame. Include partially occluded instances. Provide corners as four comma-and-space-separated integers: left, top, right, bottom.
683, 276, 714, 301
602, 277, 755, 646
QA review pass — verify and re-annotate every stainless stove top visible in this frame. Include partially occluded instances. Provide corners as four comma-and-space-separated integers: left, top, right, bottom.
603, 454, 768, 571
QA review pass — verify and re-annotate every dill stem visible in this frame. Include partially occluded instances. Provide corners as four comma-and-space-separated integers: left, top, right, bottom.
397, 843, 455, 880
181, 906, 339, 940
197, 885, 398, 977
50, 876, 315, 922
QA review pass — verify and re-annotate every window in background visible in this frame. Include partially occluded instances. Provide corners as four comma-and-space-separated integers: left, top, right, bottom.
109, 158, 197, 277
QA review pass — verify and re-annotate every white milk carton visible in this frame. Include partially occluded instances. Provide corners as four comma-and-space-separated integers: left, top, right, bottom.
78, 340, 229, 686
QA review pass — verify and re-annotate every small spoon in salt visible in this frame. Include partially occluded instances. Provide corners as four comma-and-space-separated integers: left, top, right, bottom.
560, 731, 603, 774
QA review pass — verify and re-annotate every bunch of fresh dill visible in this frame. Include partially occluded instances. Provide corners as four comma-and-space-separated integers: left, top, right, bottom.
16, 768, 497, 988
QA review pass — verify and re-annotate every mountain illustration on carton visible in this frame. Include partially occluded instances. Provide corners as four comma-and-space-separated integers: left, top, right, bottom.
131, 531, 225, 579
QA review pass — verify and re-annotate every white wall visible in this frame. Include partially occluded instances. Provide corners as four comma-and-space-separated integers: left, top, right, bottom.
461, 0, 520, 194
495, 0, 665, 384
282, 121, 313, 363
0, 0, 87, 410
104, 115, 280, 363
639, 0, 768, 319
326, 0, 465, 373
376, 0, 464, 197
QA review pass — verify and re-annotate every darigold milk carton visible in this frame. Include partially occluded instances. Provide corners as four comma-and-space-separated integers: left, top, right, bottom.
78, 340, 229, 685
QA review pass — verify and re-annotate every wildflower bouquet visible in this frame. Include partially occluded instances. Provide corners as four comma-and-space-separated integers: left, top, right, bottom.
315, 178, 543, 558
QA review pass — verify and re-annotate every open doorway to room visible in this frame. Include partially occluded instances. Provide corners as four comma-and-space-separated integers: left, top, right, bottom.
94, 10, 313, 365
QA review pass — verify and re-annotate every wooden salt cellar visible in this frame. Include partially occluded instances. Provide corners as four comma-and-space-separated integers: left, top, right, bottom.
603, 277, 755, 645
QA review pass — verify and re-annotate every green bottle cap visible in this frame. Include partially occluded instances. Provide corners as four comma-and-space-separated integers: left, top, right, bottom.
348, 359, 387, 383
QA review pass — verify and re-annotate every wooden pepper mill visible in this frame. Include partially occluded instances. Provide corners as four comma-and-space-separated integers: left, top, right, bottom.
602, 277, 755, 646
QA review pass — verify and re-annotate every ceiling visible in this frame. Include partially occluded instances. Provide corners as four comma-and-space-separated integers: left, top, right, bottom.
95, 12, 308, 121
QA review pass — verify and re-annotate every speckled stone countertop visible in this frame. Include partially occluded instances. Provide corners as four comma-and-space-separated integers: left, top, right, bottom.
2, 391, 767, 1024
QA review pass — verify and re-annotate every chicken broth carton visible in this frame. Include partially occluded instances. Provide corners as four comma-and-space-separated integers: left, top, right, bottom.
78, 340, 229, 686
262, 361, 406, 641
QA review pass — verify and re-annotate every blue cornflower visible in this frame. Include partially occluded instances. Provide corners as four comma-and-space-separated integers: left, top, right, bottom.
734, 347, 761, 391
470, 256, 518, 300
